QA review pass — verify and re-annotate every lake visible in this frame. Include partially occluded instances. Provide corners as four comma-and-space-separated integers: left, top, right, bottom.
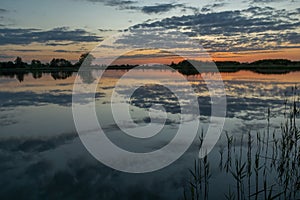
0, 69, 299, 199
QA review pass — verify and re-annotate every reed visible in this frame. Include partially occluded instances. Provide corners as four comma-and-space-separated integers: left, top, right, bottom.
184, 156, 211, 200
183, 86, 300, 200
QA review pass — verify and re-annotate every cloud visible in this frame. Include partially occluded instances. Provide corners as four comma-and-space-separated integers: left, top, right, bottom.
53, 49, 82, 53
201, 7, 211, 12
201, 3, 227, 12
84, 0, 137, 9
120, 6, 300, 52
82, 0, 197, 14
0, 27, 102, 45
45, 42, 76, 46
98, 28, 119, 32
0, 8, 8, 13
141, 3, 184, 14
103, 0, 136, 7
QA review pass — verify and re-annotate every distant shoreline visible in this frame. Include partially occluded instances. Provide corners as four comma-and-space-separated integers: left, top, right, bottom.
1, 57, 300, 75
1, 65, 300, 76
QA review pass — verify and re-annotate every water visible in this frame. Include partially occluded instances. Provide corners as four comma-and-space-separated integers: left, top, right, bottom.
0, 69, 299, 199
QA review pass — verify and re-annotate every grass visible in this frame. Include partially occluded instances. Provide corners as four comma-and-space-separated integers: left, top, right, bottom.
183, 86, 299, 200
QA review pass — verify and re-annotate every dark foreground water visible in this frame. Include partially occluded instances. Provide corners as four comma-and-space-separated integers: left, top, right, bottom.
0, 69, 299, 199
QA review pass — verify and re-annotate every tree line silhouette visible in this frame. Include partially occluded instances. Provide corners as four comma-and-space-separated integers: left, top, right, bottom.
1, 53, 299, 70
1, 53, 300, 81
0, 53, 94, 69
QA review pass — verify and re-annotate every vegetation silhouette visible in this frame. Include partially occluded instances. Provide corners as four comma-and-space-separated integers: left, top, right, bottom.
1, 54, 300, 82
183, 87, 300, 200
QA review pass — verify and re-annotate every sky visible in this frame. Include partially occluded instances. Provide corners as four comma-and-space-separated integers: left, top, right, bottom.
0, 0, 299, 63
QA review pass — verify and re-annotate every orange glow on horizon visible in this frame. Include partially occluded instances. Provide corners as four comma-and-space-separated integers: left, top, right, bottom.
109, 48, 300, 65
0, 43, 299, 64
210, 48, 300, 63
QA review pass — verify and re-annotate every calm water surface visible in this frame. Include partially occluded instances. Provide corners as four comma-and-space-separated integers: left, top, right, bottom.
0, 70, 299, 199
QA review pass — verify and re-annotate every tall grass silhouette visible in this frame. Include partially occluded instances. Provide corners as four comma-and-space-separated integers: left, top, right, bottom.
183, 86, 299, 200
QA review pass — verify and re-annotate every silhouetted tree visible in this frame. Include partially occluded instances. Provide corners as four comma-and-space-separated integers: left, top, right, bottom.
0, 61, 14, 68
31, 59, 42, 68
16, 72, 25, 82
14, 57, 25, 68
50, 58, 72, 68
76, 53, 95, 67
251, 59, 292, 66
32, 71, 43, 79
51, 71, 73, 80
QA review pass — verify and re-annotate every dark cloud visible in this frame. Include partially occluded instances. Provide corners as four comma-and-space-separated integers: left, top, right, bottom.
84, 0, 137, 9
98, 28, 116, 32
103, 0, 136, 7
201, 3, 227, 12
140, 4, 198, 14
141, 3, 184, 14
123, 6, 300, 52
0, 8, 8, 13
53, 49, 82, 53
201, 7, 211, 12
0, 27, 102, 46
211, 3, 226, 8
83, 0, 197, 14
53, 49, 68, 52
